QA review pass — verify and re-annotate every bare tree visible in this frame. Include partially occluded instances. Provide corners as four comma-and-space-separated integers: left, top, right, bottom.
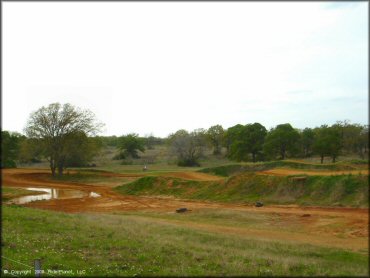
168, 129, 207, 166
25, 103, 103, 176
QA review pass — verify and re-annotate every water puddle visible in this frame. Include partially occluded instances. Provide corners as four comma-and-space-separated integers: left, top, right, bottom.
8, 187, 101, 205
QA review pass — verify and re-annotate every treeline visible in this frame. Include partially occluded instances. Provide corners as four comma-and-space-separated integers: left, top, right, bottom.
224, 121, 369, 163
167, 121, 368, 166
1, 103, 368, 174
2, 121, 368, 169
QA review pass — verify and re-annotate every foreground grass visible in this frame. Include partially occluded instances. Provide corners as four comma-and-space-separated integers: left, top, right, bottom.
2, 205, 368, 276
115, 173, 369, 207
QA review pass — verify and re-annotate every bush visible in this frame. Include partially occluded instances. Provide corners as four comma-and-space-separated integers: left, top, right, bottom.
112, 152, 126, 160
177, 159, 200, 167
120, 160, 133, 165
1, 159, 17, 168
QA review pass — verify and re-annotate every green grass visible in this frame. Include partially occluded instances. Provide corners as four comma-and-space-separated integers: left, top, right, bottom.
2, 205, 368, 276
115, 173, 369, 207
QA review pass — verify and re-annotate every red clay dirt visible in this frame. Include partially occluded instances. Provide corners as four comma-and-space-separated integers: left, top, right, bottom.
2, 168, 368, 252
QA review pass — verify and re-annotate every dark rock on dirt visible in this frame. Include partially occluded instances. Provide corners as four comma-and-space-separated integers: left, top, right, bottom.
176, 208, 188, 213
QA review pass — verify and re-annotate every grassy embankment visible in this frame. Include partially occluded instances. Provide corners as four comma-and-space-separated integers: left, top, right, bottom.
115, 160, 369, 208
2, 205, 368, 276
199, 159, 368, 177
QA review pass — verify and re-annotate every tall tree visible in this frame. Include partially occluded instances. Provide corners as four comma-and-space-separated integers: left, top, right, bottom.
25, 103, 102, 176
244, 123, 267, 162
227, 123, 267, 162
206, 125, 224, 155
313, 125, 342, 163
263, 123, 300, 160
224, 124, 244, 156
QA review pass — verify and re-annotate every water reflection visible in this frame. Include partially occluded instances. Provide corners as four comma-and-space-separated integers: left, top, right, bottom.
9, 187, 101, 205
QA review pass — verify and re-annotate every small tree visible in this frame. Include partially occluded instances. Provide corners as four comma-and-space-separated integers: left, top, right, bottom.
118, 133, 145, 159
145, 133, 156, 150
25, 103, 102, 176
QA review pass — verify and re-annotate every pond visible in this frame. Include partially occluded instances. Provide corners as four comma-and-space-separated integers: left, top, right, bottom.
8, 187, 101, 205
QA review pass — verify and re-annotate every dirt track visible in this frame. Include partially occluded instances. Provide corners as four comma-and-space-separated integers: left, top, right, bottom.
2, 168, 369, 251
2, 169, 225, 213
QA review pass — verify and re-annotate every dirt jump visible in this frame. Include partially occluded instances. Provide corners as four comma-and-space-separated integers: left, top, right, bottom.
2, 168, 368, 252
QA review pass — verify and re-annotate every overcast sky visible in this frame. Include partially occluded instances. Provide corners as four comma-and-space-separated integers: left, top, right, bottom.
3, 2, 368, 137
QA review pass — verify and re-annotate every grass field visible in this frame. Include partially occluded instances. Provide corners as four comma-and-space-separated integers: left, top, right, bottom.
2, 205, 368, 276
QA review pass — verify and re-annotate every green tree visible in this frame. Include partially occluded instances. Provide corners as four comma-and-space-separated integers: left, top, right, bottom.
1, 131, 24, 168
64, 132, 103, 167
332, 120, 367, 157
206, 125, 224, 155
224, 124, 244, 156
244, 123, 267, 162
227, 123, 267, 162
301, 128, 315, 157
18, 137, 44, 163
313, 125, 342, 163
118, 133, 145, 159
25, 103, 103, 176
263, 123, 300, 160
